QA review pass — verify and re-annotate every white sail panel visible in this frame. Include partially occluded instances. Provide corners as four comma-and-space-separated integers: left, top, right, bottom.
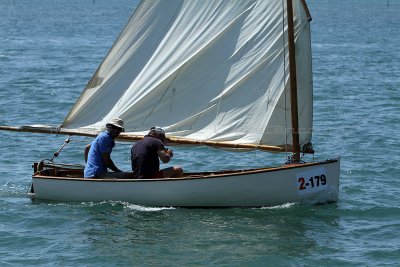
263, 0, 313, 148
294, 0, 313, 147
62, 0, 313, 149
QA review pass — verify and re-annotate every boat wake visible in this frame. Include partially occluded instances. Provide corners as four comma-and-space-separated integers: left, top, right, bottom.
259, 202, 297, 209
76, 200, 176, 212
0, 181, 29, 198
123, 203, 176, 212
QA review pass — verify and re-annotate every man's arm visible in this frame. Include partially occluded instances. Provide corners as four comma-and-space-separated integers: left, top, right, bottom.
102, 153, 122, 172
84, 144, 91, 163
158, 149, 173, 163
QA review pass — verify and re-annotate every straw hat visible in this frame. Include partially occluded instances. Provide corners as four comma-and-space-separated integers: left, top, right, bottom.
106, 118, 125, 132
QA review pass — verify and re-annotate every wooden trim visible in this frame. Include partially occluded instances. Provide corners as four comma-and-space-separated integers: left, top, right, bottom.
0, 125, 298, 153
32, 158, 339, 182
0, 125, 97, 137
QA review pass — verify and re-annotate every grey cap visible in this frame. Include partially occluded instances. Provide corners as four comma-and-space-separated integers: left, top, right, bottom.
149, 126, 166, 141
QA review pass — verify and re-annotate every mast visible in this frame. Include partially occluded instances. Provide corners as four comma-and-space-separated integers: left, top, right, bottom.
286, 0, 301, 162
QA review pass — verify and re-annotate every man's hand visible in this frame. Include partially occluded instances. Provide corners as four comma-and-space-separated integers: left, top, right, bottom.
166, 149, 173, 158
158, 149, 172, 163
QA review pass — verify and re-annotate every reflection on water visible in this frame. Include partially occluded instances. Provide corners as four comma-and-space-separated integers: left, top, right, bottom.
78, 202, 340, 265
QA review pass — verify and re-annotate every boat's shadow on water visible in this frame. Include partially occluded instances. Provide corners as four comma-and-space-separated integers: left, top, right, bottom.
57, 201, 339, 264
23, 187, 342, 264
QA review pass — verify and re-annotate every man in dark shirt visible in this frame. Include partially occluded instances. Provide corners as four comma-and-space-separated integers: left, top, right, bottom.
131, 127, 183, 179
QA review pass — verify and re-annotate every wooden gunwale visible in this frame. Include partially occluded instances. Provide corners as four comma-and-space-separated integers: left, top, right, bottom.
32, 159, 338, 182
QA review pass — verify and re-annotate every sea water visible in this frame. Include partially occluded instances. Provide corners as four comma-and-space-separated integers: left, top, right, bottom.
0, 0, 399, 266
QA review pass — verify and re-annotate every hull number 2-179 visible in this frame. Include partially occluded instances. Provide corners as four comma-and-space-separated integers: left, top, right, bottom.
296, 167, 327, 195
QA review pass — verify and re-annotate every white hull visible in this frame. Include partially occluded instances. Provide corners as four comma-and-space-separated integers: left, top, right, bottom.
32, 158, 340, 207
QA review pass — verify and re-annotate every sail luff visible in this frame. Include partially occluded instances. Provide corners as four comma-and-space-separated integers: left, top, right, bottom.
286, 0, 301, 162
300, 0, 312, 21
61, 0, 152, 128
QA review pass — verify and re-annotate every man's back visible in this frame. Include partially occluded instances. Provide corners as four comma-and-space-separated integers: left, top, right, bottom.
131, 135, 164, 178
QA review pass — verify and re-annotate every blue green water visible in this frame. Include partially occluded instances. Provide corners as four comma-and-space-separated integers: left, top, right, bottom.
1, 0, 399, 266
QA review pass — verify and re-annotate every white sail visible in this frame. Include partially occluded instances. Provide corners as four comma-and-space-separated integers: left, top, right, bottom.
61, 0, 313, 150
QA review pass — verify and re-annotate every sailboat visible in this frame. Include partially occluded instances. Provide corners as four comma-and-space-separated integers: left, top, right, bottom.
0, 0, 340, 207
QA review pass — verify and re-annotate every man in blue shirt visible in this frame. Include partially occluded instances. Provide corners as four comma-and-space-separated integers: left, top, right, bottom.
84, 118, 130, 178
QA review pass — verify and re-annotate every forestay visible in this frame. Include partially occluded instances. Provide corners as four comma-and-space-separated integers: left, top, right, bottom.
62, 0, 313, 151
